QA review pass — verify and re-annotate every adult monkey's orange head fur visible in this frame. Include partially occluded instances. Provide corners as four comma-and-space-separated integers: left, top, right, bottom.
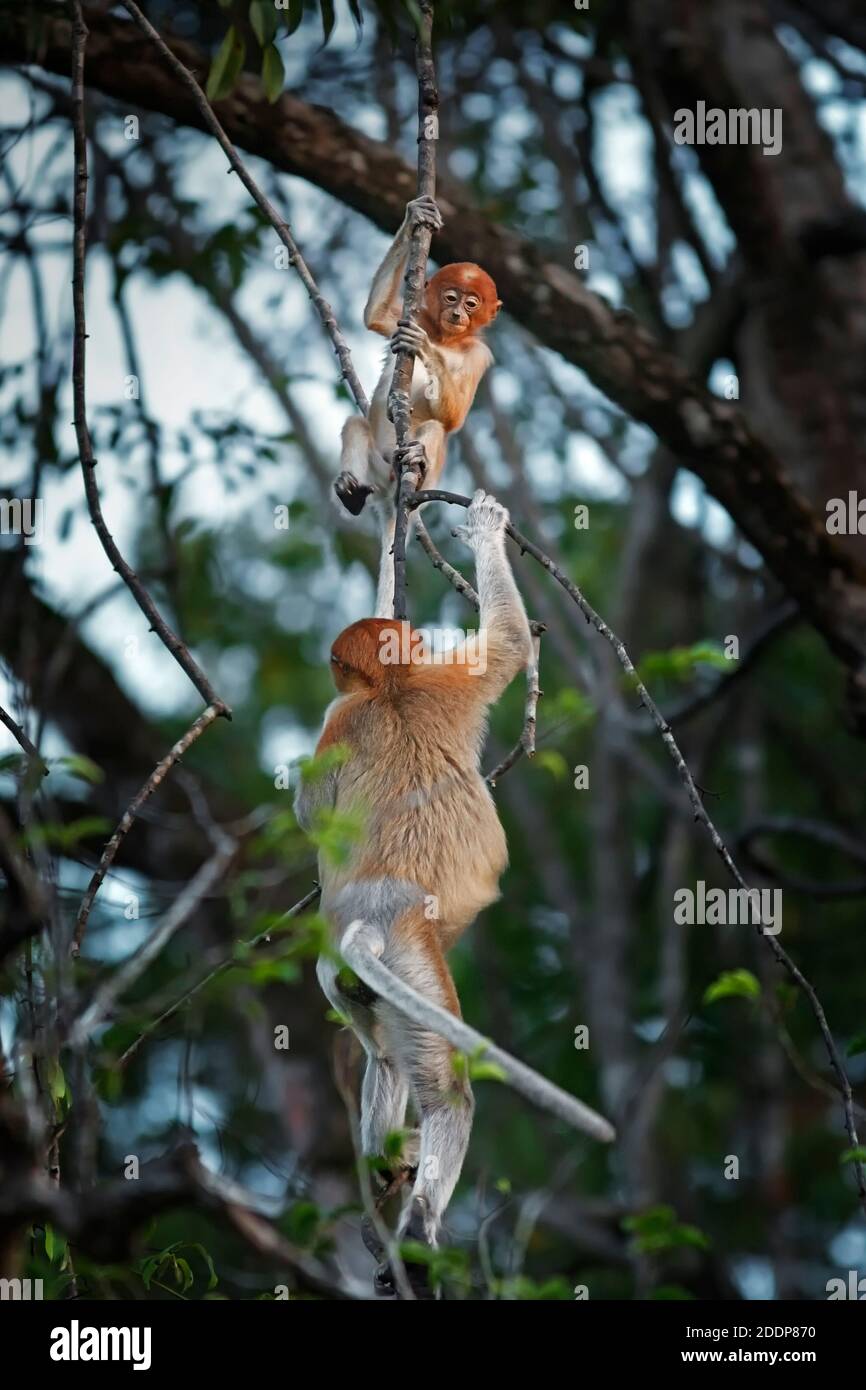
422, 263, 501, 345
330, 618, 427, 694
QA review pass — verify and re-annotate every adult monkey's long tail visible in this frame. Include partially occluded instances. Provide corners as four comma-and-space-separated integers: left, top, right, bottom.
341, 920, 616, 1144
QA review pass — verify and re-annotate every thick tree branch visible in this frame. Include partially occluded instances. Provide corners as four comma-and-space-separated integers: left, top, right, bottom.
6, 5, 866, 697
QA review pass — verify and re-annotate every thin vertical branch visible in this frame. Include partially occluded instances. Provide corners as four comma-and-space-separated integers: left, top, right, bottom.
69, 4, 229, 717
110, 265, 181, 607
71, 704, 222, 957
389, 0, 438, 622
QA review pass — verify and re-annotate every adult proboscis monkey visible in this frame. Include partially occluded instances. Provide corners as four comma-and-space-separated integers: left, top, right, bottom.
295, 491, 614, 1297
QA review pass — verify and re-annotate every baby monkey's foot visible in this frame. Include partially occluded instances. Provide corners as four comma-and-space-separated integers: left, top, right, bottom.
334, 470, 373, 516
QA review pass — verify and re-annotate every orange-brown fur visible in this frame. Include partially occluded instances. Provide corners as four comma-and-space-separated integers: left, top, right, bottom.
334, 199, 500, 524
295, 494, 531, 1260
320, 618, 509, 936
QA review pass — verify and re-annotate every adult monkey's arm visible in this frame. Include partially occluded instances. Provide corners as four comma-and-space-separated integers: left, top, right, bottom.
4, 5, 866, 706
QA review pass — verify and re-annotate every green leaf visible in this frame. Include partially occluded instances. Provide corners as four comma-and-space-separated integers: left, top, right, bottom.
261, 44, 285, 102
45, 1223, 55, 1262
639, 642, 728, 685
453, 1043, 505, 1084
207, 26, 246, 102
93, 1064, 123, 1103
498, 1274, 572, 1300
468, 1059, 507, 1083
248, 955, 300, 984
383, 1128, 411, 1159
676, 1223, 712, 1250
622, 1204, 711, 1255
846, 1032, 866, 1058
23, 816, 110, 852
48, 1060, 68, 1103
309, 808, 363, 866
840, 1146, 866, 1165
0, 747, 48, 779
399, 1238, 435, 1266
188, 1244, 219, 1291
534, 749, 569, 780
622, 1204, 674, 1234
57, 752, 104, 785
285, 1200, 320, 1245
546, 686, 594, 727
250, 0, 279, 45
299, 743, 352, 782
703, 969, 761, 1006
